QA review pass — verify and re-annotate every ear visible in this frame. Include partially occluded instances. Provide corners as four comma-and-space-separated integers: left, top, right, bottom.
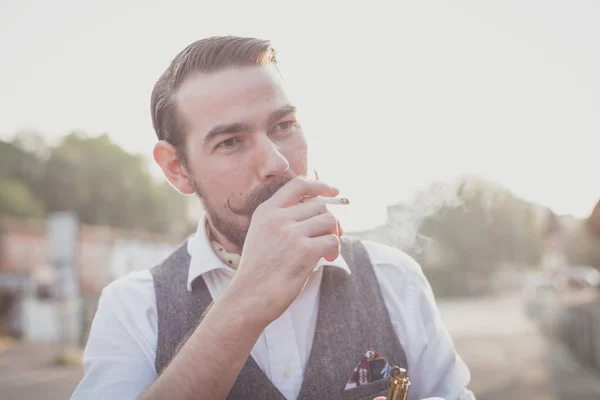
153, 140, 195, 195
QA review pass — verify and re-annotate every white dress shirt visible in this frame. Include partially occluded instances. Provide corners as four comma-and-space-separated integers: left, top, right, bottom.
72, 216, 474, 400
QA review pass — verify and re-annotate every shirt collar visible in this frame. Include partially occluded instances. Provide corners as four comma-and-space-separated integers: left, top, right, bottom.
186, 214, 351, 292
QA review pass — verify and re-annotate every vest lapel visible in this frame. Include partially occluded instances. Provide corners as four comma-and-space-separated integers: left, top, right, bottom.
189, 281, 286, 399
297, 239, 365, 398
226, 355, 286, 399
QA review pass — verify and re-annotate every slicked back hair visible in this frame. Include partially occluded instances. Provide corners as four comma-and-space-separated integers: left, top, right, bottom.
150, 36, 278, 164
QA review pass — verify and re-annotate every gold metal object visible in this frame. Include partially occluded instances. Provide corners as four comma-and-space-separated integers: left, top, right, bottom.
386, 366, 400, 399
387, 366, 410, 400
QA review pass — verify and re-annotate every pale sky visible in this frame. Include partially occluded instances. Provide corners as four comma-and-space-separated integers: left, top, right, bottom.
1, 0, 598, 231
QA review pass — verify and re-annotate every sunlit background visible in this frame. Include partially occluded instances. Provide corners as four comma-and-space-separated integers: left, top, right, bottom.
1, 1, 599, 399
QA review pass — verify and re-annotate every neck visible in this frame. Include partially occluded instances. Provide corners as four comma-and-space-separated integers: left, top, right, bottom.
206, 218, 241, 255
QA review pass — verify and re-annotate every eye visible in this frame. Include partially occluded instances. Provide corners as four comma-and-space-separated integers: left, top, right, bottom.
272, 120, 299, 134
217, 137, 239, 149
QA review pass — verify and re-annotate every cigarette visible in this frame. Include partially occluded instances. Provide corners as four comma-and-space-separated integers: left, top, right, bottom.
315, 196, 350, 205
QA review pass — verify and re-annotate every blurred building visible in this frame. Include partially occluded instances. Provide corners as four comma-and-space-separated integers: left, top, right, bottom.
0, 214, 185, 341
587, 200, 600, 237
541, 209, 567, 270
565, 199, 600, 268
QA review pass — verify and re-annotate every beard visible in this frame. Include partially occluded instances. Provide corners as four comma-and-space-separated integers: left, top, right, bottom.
190, 172, 295, 251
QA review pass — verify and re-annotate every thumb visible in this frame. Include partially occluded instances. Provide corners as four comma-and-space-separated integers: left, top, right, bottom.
373, 397, 387, 400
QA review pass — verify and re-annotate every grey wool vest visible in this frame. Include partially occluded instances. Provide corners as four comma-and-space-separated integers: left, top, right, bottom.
150, 237, 408, 400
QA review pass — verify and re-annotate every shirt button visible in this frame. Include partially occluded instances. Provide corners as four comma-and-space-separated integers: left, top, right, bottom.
284, 367, 291, 377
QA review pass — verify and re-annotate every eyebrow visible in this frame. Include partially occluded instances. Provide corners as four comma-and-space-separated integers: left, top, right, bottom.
203, 104, 297, 145
266, 104, 297, 126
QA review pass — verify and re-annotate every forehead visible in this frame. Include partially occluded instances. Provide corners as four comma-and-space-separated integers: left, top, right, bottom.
176, 64, 290, 135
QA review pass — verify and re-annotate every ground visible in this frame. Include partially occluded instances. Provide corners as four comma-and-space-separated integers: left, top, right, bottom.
1, 294, 600, 399
0, 342, 82, 399
441, 295, 600, 400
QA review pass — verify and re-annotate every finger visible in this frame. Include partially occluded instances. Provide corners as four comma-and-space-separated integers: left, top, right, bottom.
297, 212, 338, 238
269, 177, 339, 208
284, 197, 328, 221
309, 234, 340, 262
337, 218, 344, 237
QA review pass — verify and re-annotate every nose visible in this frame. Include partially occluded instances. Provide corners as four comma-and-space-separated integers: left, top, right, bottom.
255, 136, 289, 181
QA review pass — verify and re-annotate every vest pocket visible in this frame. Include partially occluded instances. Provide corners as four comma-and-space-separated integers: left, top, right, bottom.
340, 379, 388, 400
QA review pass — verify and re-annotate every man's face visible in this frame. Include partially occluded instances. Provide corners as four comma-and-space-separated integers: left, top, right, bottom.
175, 64, 308, 250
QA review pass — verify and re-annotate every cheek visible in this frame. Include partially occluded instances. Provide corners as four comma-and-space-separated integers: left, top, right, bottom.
282, 137, 308, 173
206, 162, 251, 199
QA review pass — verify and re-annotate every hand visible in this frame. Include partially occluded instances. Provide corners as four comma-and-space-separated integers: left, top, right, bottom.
231, 177, 343, 325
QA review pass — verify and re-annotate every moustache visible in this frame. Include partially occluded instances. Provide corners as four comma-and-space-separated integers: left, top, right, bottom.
227, 174, 294, 216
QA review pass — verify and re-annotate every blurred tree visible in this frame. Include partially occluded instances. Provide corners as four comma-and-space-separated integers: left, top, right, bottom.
1, 131, 49, 215
9, 130, 49, 159
1, 132, 45, 183
418, 176, 543, 274
1, 131, 192, 236
0, 178, 45, 217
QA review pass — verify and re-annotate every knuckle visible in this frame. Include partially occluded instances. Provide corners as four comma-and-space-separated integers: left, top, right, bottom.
292, 176, 307, 188
323, 212, 337, 227
280, 224, 295, 241
298, 238, 313, 255
317, 201, 328, 214
266, 212, 284, 230
281, 218, 301, 237
327, 233, 340, 247
324, 235, 340, 254
310, 199, 326, 214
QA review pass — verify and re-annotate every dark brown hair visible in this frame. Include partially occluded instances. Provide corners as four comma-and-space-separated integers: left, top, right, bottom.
150, 36, 278, 163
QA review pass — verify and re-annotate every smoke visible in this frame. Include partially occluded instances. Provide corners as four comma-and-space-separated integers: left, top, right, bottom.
386, 178, 460, 254
386, 175, 496, 254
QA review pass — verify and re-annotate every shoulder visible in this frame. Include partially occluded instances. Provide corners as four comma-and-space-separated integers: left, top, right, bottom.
357, 240, 437, 353
100, 270, 156, 314
77, 270, 158, 398
91, 270, 158, 356
103, 269, 155, 294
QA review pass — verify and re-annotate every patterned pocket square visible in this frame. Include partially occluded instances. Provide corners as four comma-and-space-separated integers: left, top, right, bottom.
344, 348, 392, 390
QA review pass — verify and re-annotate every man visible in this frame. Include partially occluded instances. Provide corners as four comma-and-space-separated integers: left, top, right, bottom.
72, 36, 475, 400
